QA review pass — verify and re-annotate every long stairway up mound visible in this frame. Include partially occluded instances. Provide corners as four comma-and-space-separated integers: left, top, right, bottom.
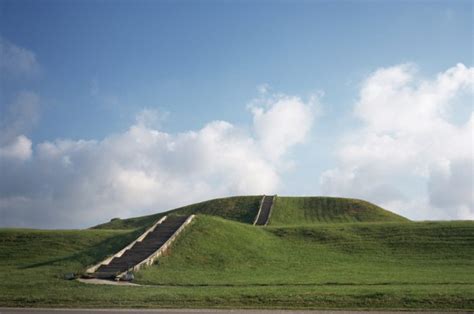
254, 195, 274, 226
87, 215, 192, 280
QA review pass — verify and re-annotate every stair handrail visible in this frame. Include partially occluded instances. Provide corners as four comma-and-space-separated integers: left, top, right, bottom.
116, 214, 196, 279
85, 215, 168, 274
253, 195, 266, 226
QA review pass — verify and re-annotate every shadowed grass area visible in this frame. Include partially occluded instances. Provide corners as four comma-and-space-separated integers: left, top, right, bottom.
270, 196, 409, 226
0, 228, 141, 272
92, 195, 262, 229
0, 216, 473, 309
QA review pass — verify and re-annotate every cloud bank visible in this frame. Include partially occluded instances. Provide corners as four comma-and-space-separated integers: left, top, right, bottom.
0, 93, 318, 228
321, 63, 474, 220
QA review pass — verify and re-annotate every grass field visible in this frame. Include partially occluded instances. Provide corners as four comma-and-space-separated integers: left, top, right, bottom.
0, 196, 473, 310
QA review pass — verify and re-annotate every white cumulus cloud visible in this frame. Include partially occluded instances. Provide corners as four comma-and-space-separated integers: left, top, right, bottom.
0, 91, 318, 228
0, 135, 32, 161
249, 92, 319, 162
0, 91, 40, 162
321, 63, 474, 220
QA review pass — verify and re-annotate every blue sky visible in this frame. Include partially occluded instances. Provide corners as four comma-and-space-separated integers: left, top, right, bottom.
0, 0, 473, 228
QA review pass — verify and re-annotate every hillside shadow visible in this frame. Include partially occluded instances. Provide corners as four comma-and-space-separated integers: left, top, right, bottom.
21, 228, 143, 270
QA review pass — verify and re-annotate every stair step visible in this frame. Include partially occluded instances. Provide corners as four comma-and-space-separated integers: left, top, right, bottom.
255, 196, 274, 226
92, 215, 191, 279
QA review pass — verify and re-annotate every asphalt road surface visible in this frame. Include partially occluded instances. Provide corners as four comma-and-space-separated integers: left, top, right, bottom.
0, 309, 466, 314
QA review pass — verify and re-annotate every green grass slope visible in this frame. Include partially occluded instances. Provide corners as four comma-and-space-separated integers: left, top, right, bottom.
137, 216, 471, 286
93, 195, 408, 230
92, 195, 262, 229
270, 196, 409, 226
0, 228, 139, 306
0, 217, 473, 309
135, 216, 473, 308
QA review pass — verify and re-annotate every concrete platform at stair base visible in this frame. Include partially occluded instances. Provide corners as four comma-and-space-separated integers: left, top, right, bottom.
77, 278, 140, 286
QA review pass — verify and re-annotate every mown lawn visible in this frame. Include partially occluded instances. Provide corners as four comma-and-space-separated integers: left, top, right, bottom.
0, 216, 473, 310
137, 217, 472, 286
269, 196, 409, 226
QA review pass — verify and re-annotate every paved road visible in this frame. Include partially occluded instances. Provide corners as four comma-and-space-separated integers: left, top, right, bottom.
0, 309, 466, 314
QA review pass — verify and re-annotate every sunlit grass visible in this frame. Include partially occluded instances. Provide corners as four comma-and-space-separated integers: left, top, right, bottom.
1, 216, 472, 309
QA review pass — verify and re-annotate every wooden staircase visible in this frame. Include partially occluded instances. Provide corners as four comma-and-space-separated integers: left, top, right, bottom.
86, 215, 193, 280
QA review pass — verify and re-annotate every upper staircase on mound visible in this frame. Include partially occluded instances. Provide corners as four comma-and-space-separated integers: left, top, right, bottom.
86, 215, 194, 280
254, 195, 275, 226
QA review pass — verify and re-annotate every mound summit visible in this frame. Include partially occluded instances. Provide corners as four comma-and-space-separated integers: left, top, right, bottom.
93, 195, 409, 230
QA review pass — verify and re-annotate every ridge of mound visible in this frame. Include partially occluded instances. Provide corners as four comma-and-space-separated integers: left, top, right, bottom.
92, 195, 408, 230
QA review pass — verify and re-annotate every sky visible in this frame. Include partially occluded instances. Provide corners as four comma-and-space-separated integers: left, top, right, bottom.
0, 0, 473, 228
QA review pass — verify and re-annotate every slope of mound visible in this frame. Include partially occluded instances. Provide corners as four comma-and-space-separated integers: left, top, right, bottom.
92, 195, 261, 229
0, 218, 473, 309
269, 196, 409, 226
137, 216, 473, 287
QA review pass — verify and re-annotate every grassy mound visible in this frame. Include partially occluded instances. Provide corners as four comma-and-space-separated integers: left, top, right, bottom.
93, 195, 408, 230
0, 217, 473, 309
92, 195, 262, 229
2, 196, 470, 309
136, 216, 471, 287
270, 196, 409, 226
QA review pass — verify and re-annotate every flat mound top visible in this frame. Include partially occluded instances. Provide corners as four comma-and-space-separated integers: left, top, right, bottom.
93, 195, 408, 230
269, 196, 409, 226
